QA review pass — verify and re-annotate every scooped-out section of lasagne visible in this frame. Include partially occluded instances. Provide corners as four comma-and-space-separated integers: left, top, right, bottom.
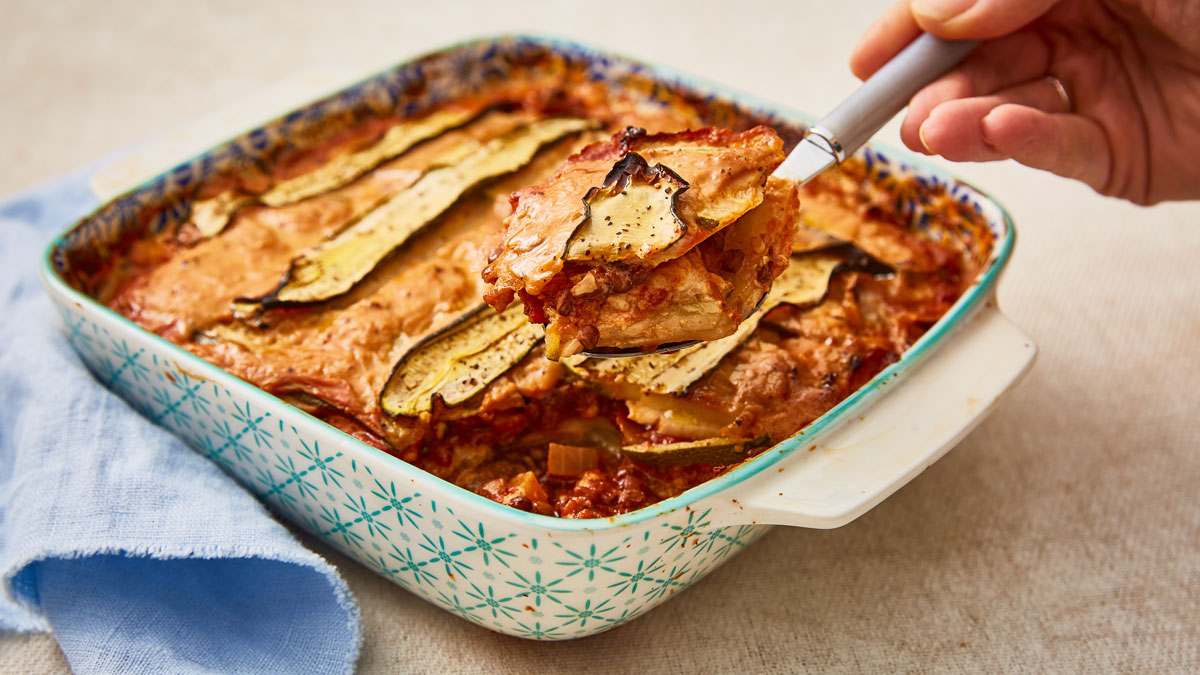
481, 126, 796, 359
94, 60, 993, 519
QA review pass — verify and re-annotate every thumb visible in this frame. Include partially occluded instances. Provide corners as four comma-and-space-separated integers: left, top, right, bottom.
911, 0, 1060, 39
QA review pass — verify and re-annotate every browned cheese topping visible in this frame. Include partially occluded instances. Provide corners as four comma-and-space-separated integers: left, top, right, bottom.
101, 77, 992, 519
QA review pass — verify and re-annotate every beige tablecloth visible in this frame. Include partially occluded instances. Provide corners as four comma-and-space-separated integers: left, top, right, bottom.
2, 1, 1197, 672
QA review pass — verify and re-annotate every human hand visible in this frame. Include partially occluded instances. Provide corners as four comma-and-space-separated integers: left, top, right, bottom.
851, 0, 1200, 204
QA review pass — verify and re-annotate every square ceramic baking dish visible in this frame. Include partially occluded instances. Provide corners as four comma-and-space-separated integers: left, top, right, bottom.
39, 36, 1035, 640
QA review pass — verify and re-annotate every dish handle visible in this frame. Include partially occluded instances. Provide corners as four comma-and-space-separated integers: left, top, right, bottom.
714, 302, 1036, 529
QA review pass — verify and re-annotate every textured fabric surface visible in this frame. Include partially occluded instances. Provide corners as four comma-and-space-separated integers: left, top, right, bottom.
0, 172, 361, 673
2, 1, 1198, 672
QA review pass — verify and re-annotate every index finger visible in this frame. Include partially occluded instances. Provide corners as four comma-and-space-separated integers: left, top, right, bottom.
850, 0, 1062, 80
851, 1, 922, 80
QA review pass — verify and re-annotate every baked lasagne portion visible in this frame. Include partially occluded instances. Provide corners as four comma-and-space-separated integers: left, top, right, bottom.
91, 62, 993, 519
481, 126, 797, 359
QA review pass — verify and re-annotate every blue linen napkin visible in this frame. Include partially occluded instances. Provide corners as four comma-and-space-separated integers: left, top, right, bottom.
0, 166, 362, 674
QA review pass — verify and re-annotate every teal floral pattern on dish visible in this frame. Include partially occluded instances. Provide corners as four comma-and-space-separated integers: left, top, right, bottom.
58, 314, 769, 639
44, 36, 1013, 640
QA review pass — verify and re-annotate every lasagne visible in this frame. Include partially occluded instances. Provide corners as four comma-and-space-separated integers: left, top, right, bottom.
481, 126, 796, 359
99, 68, 992, 519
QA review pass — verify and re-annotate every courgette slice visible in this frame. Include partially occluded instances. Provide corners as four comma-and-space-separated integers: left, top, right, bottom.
762, 249, 846, 307
238, 117, 598, 310
621, 435, 769, 466
563, 152, 689, 262
190, 193, 252, 240
185, 107, 478, 239
260, 108, 478, 207
380, 302, 544, 418
572, 248, 891, 395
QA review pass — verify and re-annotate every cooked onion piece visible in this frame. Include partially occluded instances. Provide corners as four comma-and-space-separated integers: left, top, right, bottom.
483, 126, 796, 360
184, 107, 479, 240
547, 443, 600, 478
236, 117, 597, 313
380, 302, 543, 418
478, 471, 553, 515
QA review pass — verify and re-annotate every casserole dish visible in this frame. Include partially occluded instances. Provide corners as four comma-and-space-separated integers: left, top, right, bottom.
40, 36, 1035, 640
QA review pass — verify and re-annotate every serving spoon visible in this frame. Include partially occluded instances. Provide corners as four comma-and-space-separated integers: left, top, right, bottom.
582, 33, 979, 359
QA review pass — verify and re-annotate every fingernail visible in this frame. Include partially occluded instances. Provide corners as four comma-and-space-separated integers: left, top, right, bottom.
912, 0, 976, 21
918, 121, 936, 155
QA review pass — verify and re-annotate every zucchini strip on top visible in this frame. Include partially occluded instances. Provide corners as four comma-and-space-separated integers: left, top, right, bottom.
622, 435, 770, 466
380, 302, 543, 418
185, 107, 480, 240
235, 117, 598, 312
